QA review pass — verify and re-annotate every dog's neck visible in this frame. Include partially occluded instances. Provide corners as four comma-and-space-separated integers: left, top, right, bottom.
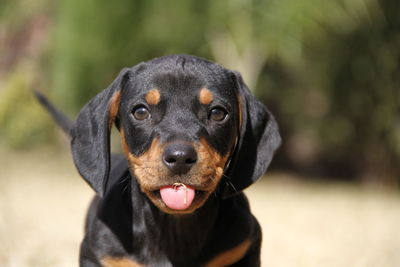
130, 178, 220, 263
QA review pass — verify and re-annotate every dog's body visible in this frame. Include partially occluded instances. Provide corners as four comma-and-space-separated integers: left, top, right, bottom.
37, 55, 280, 266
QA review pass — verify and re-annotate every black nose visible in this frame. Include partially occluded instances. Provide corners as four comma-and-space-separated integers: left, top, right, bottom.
162, 143, 197, 175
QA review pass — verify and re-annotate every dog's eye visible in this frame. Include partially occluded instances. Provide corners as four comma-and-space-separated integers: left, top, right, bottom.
209, 107, 227, 122
132, 106, 150, 120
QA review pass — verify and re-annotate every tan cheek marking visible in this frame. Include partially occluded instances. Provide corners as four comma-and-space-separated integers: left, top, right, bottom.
197, 138, 229, 181
145, 89, 161, 105
108, 91, 122, 128
101, 256, 144, 267
120, 132, 169, 210
205, 239, 251, 267
199, 88, 214, 105
122, 137, 164, 189
126, 138, 162, 167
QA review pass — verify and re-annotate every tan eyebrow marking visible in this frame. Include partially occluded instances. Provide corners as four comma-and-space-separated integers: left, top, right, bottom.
145, 89, 161, 105
199, 88, 214, 105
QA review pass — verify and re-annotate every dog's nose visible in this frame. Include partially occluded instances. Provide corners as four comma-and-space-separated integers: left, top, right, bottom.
163, 143, 197, 175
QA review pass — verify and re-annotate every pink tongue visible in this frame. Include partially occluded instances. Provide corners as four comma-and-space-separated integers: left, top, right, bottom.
159, 184, 195, 210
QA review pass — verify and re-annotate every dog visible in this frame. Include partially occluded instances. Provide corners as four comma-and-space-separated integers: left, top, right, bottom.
36, 54, 281, 266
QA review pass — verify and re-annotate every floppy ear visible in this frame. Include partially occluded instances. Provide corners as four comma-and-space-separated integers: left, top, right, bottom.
70, 68, 131, 197
223, 72, 281, 198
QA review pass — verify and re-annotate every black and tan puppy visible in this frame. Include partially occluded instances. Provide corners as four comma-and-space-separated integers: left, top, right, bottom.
37, 55, 280, 266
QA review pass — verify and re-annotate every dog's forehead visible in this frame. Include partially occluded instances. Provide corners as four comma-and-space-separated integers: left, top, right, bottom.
127, 56, 234, 97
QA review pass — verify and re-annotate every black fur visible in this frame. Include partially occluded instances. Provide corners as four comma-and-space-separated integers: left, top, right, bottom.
37, 55, 280, 266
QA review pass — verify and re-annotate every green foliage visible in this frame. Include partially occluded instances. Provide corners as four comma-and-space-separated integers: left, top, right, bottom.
1, 0, 399, 182
50, 0, 211, 111
0, 70, 55, 148
320, 0, 400, 181
259, 0, 400, 182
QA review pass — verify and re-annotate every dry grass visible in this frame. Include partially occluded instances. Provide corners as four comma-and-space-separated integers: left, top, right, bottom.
246, 176, 400, 267
1, 148, 399, 266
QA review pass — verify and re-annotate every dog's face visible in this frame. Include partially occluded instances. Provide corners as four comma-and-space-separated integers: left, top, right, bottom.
117, 66, 239, 213
71, 55, 280, 214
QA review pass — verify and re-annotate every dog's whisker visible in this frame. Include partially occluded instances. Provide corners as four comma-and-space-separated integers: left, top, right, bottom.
122, 183, 129, 193
223, 176, 238, 193
118, 175, 130, 184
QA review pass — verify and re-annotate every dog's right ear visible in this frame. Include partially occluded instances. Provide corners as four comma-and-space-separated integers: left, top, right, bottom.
71, 68, 131, 197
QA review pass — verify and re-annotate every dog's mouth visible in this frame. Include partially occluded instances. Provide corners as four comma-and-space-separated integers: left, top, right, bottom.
123, 136, 232, 214
145, 183, 212, 214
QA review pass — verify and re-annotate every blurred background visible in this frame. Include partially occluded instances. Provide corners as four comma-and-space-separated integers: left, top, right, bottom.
0, 0, 399, 266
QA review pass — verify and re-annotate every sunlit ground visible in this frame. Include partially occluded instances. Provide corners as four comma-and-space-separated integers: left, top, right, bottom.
1, 148, 399, 267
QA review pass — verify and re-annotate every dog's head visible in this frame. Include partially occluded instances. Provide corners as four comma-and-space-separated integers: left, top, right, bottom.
71, 55, 280, 214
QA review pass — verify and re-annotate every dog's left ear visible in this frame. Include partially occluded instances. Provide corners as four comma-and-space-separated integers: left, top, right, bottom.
223, 71, 281, 198
70, 68, 131, 197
